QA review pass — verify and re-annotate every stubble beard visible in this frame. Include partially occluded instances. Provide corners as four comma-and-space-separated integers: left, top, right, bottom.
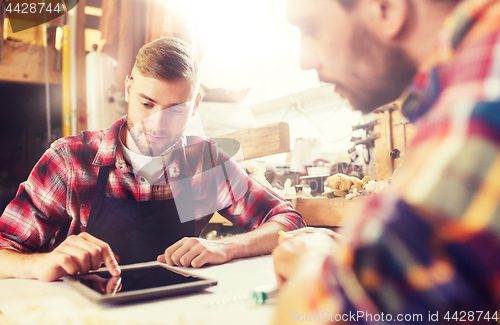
346, 21, 418, 114
127, 116, 183, 157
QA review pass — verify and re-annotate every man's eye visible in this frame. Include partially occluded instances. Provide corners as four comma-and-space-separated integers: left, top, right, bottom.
171, 105, 187, 113
141, 102, 153, 108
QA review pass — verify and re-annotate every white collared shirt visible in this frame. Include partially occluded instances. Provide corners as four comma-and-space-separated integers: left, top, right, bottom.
119, 135, 174, 185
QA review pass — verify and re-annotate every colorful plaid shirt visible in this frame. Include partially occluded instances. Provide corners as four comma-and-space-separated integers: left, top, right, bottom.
278, 0, 500, 323
0, 116, 304, 253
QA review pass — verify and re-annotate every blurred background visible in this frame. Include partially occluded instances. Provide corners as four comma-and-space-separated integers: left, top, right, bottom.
0, 0, 412, 226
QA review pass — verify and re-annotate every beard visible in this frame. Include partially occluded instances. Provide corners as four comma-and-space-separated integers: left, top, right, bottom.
343, 21, 418, 114
127, 116, 183, 157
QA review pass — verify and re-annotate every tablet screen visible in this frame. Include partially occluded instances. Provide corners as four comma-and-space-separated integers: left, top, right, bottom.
73, 265, 202, 295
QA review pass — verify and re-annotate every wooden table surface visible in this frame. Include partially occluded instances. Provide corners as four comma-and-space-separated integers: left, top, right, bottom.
0, 256, 277, 325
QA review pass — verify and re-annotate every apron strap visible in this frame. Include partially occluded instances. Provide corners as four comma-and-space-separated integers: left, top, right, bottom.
87, 166, 111, 230
94, 166, 111, 197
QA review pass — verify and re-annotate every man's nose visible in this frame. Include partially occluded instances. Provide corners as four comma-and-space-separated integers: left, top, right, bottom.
299, 40, 320, 72
144, 109, 169, 131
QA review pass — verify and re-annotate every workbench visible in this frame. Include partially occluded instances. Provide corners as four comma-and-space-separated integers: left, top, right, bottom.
290, 196, 369, 227
0, 256, 277, 325
210, 196, 370, 228
206, 121, 371, 228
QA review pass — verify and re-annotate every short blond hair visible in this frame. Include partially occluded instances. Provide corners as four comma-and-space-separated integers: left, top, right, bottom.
132, 37, 199, 84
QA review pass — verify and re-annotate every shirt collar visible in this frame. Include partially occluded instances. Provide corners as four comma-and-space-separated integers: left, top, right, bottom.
92, 116, 128, 171
401, 0, 496, 122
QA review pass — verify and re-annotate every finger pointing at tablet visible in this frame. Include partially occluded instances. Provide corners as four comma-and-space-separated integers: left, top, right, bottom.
33, 232, 121, 282
78, 232, 121, 275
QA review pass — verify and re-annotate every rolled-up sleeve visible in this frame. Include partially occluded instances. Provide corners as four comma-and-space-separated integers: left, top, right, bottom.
220, 174, 306, 231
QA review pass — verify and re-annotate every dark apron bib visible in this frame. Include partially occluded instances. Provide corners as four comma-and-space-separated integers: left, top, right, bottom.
86, 166, 197, 265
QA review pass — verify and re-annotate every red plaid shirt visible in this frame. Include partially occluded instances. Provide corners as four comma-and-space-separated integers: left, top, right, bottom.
275, 0, 500, 323
0, 116, 304, 253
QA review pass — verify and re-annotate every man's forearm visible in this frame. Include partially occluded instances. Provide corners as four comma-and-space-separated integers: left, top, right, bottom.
0, 249, 39, 279
221, 221, 290, 260
0, 233, 121, 281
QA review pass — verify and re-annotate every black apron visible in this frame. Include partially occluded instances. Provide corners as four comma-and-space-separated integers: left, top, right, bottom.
86, 166, 197, 265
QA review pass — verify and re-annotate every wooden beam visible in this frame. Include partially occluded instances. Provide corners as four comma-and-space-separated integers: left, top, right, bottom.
0, 39, 61, 84
393, 118, 416, 160
209, 212, 233, 225
1, 0, 4, 64
374, 101, 415, 180
374, 103, 396, 180
76, 0, 87, 132
216, 122, 290, 160
86, 0, 103, 7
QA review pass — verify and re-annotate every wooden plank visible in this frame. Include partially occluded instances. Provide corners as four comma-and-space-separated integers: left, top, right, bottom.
291, 196, 369, 227
1, 0, 4, 64
217, 122, 290, 160
374, 100, 415, 180
374, 104, 396, 181
76, 0, 87, 132
208, 188, 370, 228
393, 118, 416, 161
208, 122, 290, 224
209, 212, 233, 226
0, 39, 61, 84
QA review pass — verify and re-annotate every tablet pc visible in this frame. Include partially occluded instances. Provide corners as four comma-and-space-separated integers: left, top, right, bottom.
63, 262, 217, 304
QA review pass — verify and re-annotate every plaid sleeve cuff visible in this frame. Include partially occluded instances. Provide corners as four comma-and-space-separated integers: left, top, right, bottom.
0, 238, 25, 253
265, 201, 306, 230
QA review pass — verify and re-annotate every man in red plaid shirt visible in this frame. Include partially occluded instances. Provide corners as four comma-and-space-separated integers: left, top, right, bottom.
0, 37, 304, 282
273, 0, 500, 323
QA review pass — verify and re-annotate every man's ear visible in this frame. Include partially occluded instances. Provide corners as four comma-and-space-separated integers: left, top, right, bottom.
191, 91, 202, 116
124, 75, 132, 103
363, 0, 410, 40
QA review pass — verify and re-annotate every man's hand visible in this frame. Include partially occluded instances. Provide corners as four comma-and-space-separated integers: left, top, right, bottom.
32, 232, 121, 282
157, 237, 234, 268
273, 228, 339, 286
